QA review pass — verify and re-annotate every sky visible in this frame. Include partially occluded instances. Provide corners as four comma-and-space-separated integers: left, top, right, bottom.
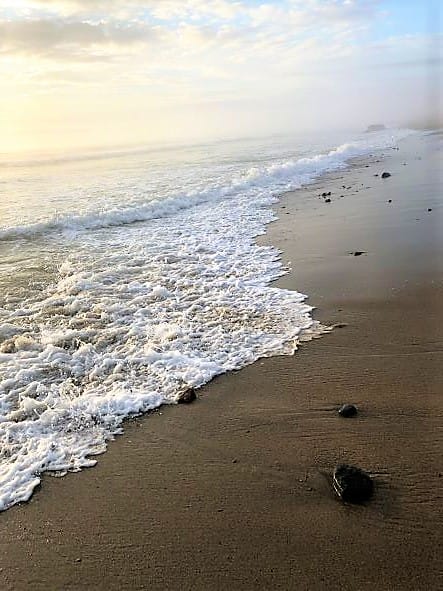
0, 0, 441, 153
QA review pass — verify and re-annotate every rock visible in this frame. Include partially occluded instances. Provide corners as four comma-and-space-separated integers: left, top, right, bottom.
333, 464, 374, 503
388, 199, 392, 203
338, 403, 358, 417
381, 172, 391, 178
374, 174, 379, 177
352, 251, 365, 257
365, 124, 386, 133
325, 198, 331, 203
428, 208, 432, 212
178, 388, 197, 404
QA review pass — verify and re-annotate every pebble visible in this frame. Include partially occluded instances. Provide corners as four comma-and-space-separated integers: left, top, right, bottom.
333, 464, 374, 503
338, 404, 358, 417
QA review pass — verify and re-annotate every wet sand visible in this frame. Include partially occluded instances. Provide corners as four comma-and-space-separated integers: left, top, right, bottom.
1, 133, 442, 590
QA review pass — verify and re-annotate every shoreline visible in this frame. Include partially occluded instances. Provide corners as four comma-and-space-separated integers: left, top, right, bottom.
1, 132, 442, 590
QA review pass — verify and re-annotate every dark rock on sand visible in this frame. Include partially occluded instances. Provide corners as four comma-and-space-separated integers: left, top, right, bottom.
325, 198, 331, 203
388, 199, 392, 203
428, 208, 432, 212
381, 172, 391, 178
178, 388, 197, 404
352, 251, 365, 257
338, 403, 358, 417
333, 464, 374, 503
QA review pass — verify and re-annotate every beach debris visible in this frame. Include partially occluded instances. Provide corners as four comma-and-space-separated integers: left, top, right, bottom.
381, 172, 391, 178
351, 251, 365, 256
178, 388, 197, 404
338, 403, 358, 417
333, 464, 374, 503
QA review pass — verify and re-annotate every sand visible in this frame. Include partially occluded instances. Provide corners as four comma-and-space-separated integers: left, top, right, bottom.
0, 133, 442, 590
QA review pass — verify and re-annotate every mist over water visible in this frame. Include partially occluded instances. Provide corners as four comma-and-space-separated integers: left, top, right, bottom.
0, 128, 413, 511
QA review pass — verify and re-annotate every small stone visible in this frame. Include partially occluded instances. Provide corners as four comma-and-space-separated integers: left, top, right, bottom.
381, 172, 391, 178
178, 388, 197, 404
325, 198, 331, 203
352, 251, 365, 257
374, 173, 379, 177
338, 403, 358, 417
321, 192, 328, 197
75, 558, 82, 563
232, 459, 238, 464
333, 464, 374, 503
388, 199, 392, 203
428, 208, 432, 212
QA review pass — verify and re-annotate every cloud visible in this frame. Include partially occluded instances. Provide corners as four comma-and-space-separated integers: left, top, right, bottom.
0, 18, 156, 59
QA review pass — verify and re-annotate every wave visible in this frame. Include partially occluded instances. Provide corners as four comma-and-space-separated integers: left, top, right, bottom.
0, 129, 414, 243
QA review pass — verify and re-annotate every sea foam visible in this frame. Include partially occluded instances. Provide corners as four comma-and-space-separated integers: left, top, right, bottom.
0, 129, 413, 511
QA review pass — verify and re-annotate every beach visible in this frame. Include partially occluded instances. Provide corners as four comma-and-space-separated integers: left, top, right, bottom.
0, 132, 442, 590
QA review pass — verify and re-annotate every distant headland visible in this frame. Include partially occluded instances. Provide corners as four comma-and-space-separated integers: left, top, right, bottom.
365, 124, 386, 133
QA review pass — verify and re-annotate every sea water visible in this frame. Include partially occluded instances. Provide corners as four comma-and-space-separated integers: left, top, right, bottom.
0, 128, 411, 510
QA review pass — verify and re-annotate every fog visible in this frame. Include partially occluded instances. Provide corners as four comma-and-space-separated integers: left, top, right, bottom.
0, 0, 441, 153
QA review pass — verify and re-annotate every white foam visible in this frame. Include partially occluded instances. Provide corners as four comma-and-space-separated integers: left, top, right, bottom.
0, 129, 413, 511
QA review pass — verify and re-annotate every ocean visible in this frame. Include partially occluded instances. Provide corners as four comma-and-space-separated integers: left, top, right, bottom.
0, 128, 411, 511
